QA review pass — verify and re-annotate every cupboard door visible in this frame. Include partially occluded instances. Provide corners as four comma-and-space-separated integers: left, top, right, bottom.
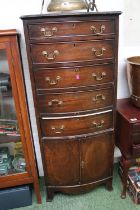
81, 133, 114, 183
43, 139, 80, 186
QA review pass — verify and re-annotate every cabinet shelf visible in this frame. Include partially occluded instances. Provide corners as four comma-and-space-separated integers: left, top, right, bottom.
0, 135, 21, 143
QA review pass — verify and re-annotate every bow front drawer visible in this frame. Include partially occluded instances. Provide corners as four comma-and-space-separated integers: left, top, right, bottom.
30, 40, 114, 65
41, 111, 113, 137
37, 87, 114, 114
28, 20, 115, 41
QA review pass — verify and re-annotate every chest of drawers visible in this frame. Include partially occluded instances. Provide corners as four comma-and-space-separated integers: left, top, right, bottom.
21, 11, 121, 201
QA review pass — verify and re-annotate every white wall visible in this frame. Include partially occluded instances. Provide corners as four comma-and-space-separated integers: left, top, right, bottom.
0, 0, 140, 175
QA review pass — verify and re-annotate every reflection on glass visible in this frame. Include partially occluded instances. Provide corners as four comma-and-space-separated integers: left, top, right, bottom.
0, 50, 17, 128
0, 49, 26, 175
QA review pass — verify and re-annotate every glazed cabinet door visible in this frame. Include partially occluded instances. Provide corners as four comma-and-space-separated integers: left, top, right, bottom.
43, 139, 80, 186
0, 30, 41, 203
0, 43, 28, 175
80, 133, 114, 183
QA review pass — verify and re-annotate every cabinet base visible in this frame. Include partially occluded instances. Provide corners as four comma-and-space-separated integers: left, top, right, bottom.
46, 177, 113, 201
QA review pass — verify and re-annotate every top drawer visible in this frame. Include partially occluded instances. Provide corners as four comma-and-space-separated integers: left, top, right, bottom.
28, 20, 115, 41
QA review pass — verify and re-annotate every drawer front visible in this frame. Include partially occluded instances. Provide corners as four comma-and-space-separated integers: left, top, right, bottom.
132, 123, 140, 132
132, 144, 140, 157
30, 40, 114, 65
41, 111, 113, 137
28, 20, 115, 40
132, 133, 140, 145
37, 88, 114, 114
34, 63, 114, 90
129, 133, 140, 157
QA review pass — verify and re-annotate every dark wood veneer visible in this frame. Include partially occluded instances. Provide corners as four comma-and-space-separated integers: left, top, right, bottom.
34, 63, 114, 89
21, 11, 121, 201
116, 98, 140, 198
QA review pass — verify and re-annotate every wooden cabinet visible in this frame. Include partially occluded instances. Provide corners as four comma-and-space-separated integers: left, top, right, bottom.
0, 30, 41, 203
21, 11, 121, 201
116, 98, 140, 198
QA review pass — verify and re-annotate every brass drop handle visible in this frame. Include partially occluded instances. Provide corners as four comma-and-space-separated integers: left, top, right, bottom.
92, 120, 104, 128
92, 47, 106, 57
48, 99, 63, 107
92, 94, 106, 102
45, 76, 61, 85
90, 25, 106, 35
42, 50, 59, 60
40, 27, 58, 37
51, 125, 64, 134
92, 72, 106, 81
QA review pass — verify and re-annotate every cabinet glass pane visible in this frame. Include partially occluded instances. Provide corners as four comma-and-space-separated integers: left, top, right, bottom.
0, 49, 26, 175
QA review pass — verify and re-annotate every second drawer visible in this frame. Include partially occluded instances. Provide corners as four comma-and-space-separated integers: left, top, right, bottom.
30, 40, 114, 65
37, 87, 114, 114
41, 111, 113, 137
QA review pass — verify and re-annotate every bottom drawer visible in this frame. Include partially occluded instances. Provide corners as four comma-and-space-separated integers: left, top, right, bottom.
41, 111, 113, 137
131, 133, 140, 157
132, 144, 140, 157
43, 132, 114, 186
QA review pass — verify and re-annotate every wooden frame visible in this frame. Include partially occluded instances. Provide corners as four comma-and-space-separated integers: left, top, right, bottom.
0, 29, 41, 203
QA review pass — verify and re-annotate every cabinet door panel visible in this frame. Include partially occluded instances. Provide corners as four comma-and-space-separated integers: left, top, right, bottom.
81, 133, 114, 183
43, 139, 80, 186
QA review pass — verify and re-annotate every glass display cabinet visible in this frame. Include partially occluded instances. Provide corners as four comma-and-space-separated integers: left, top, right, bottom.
0, 29, 41, 203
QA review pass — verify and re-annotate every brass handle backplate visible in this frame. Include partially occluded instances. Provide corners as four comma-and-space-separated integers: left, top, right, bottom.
90, 25, 106, 35
40, 27, 58, 37
92, 94, 106, 102
92, 72, 106, 81
45, 76, 61, 85
48, 99, 63, 107
42, 50, 59, 60
51, 125, 64, 134
92, 47, 106, 57
92, 120, 104, 128
74, 68, 80, 72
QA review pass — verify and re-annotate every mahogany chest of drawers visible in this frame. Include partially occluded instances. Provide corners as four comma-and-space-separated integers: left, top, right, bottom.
21, 11, 121, 201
